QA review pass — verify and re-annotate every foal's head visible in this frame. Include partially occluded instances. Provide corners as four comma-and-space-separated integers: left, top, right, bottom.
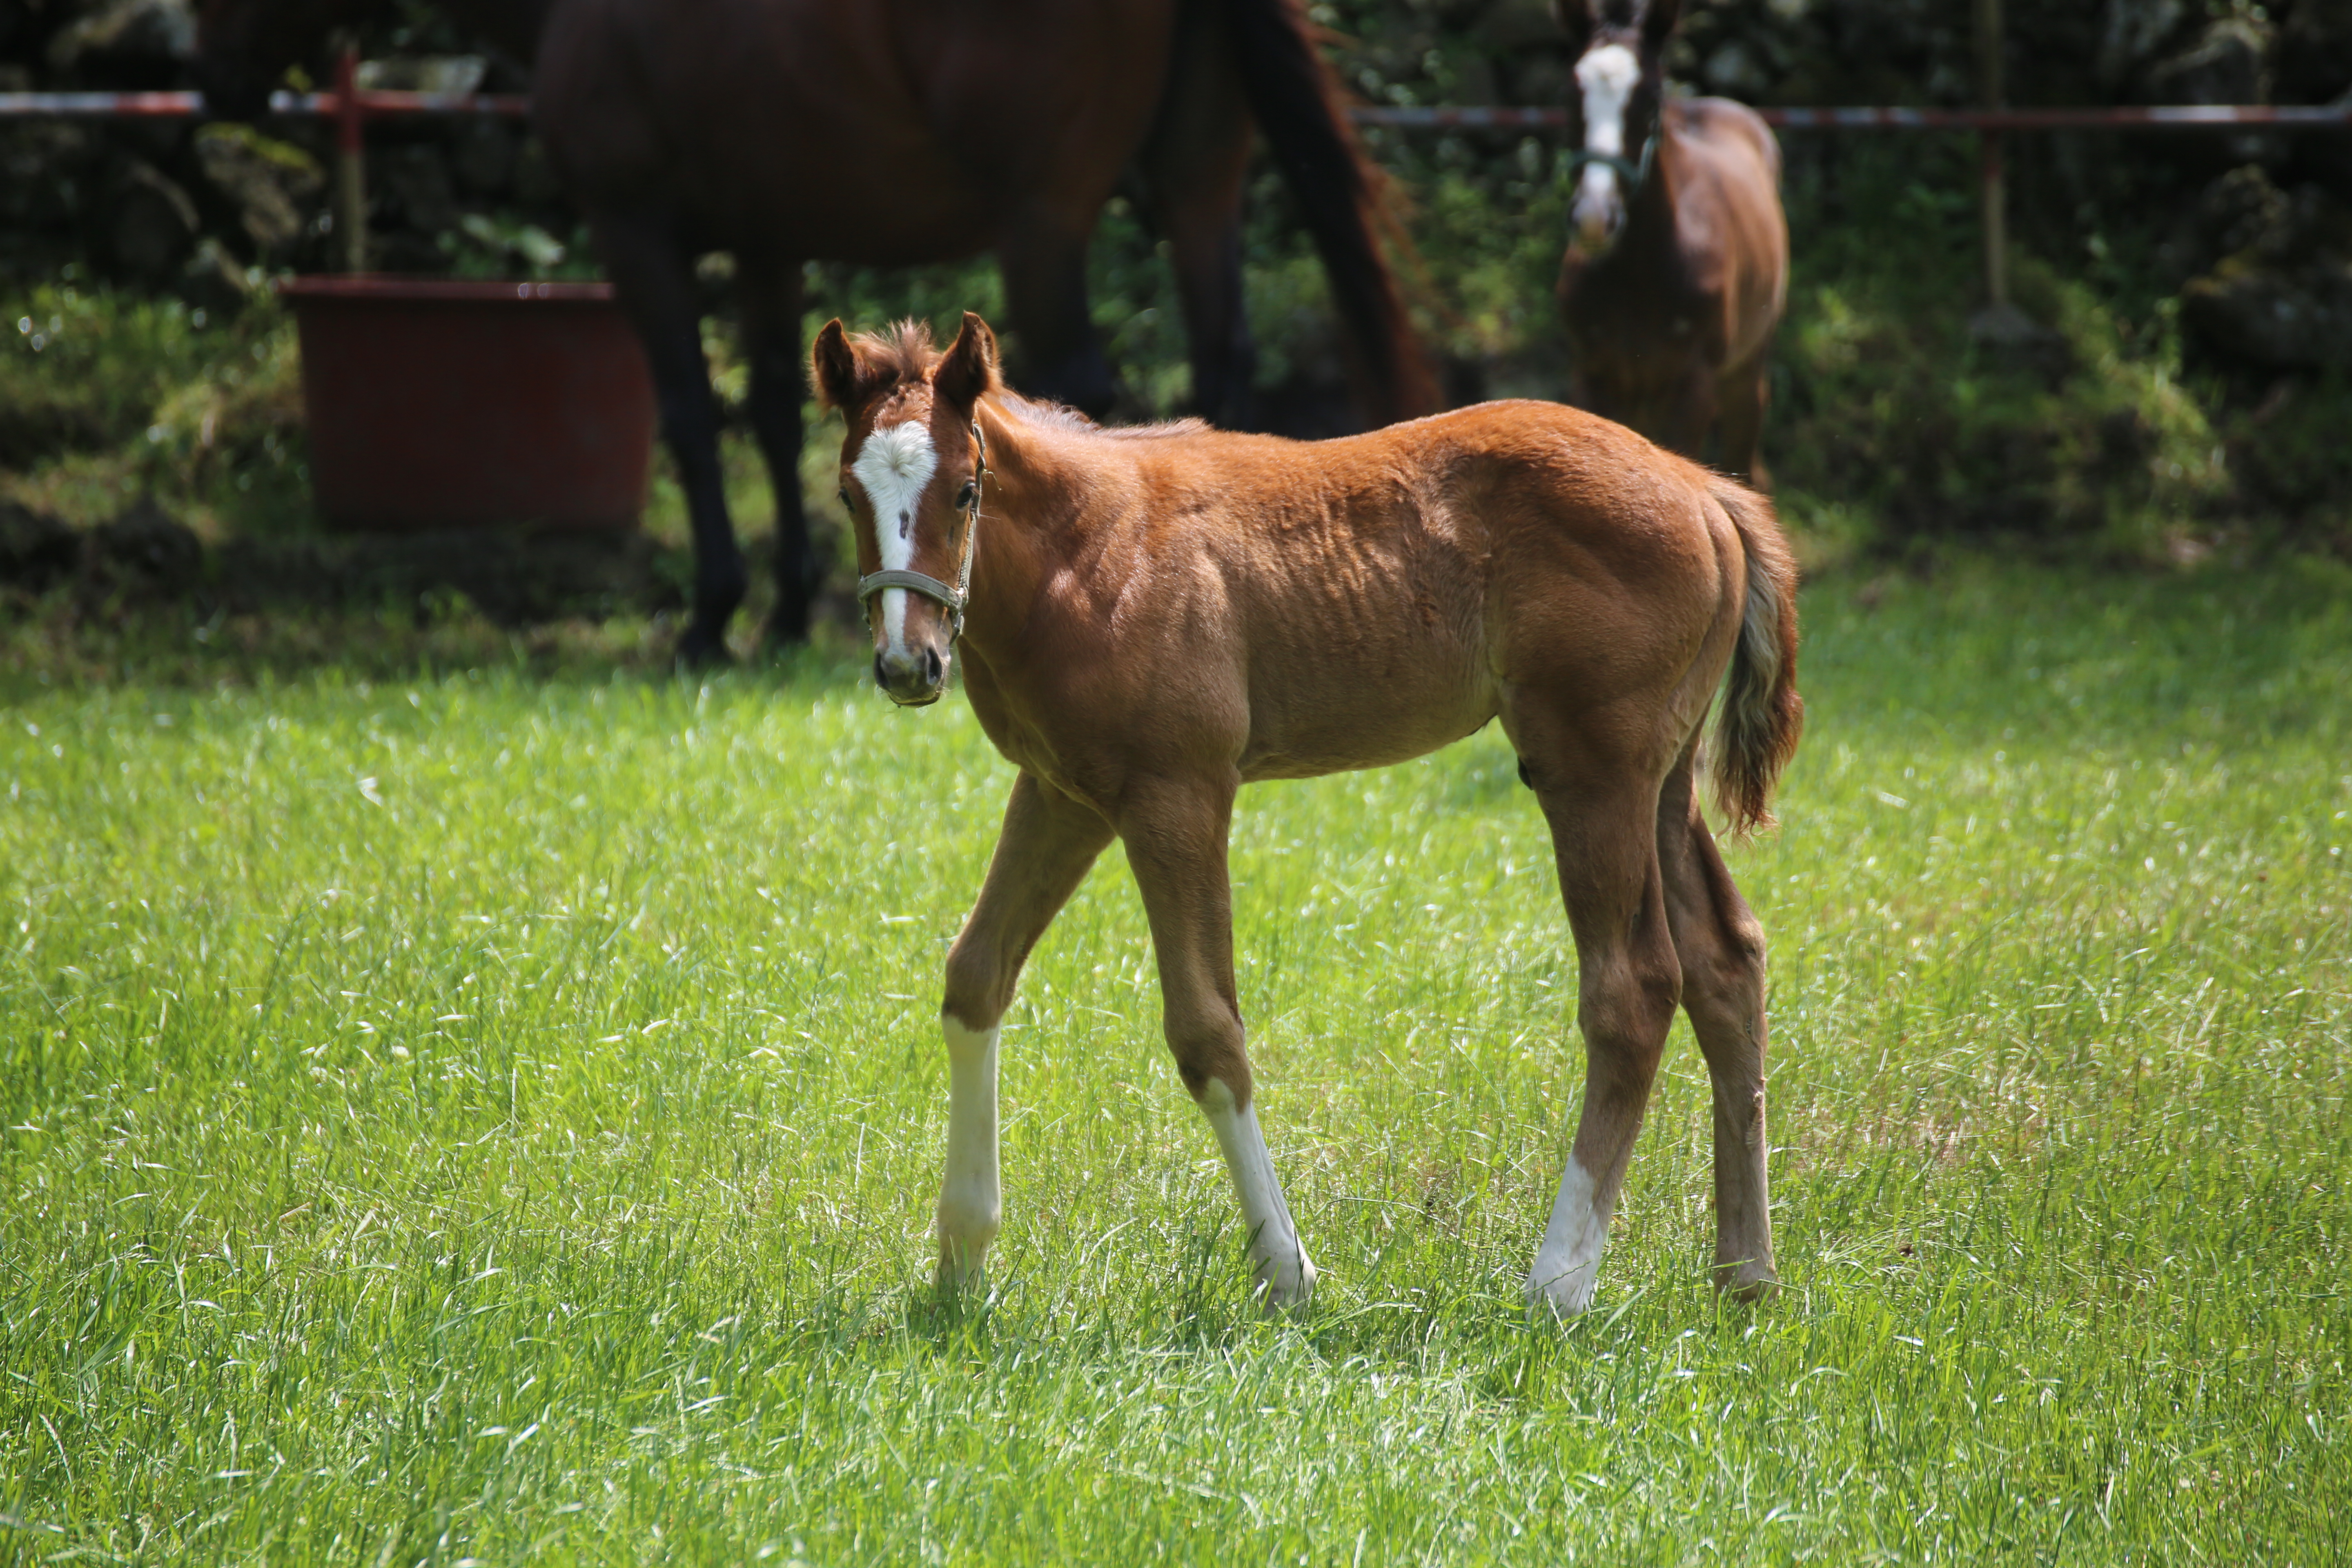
812, 312, 1000, 708
1555, 0, 1680, 254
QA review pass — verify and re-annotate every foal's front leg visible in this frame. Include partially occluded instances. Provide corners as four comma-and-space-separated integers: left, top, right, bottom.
935, 774, 1116, 1286
1120, 777, 1317, 1309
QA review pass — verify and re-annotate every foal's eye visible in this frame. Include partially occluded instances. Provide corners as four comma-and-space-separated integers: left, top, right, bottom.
837, 487, 853, 510
956, 480, 977, 509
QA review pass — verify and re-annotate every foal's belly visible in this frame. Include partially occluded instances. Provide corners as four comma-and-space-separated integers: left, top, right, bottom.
1236, 655, 1498, 782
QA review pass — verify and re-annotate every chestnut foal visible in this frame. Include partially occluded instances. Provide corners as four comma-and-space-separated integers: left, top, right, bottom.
815, 314, 1802, 1315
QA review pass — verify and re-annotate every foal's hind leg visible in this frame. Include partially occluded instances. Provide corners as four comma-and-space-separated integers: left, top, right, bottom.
1119, 775, 1316, 1309
935, 774, 1116, 1286
1511, 711, 1683, 1317
1655, 752, 1778, 1299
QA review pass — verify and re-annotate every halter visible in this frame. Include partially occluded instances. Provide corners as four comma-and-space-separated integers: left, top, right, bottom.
1565, 130, 1657, 197
855, 419, 987, 640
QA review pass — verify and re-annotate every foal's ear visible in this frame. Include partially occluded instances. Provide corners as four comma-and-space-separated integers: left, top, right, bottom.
934, 312, 1000, 411
1639, 0, 1682, 46
811, 318, 864, 412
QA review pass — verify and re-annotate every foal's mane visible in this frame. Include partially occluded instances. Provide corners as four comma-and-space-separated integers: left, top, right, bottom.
844, 319, 965, 399
996, 398, 1211, 443
847, 319, 1207, 441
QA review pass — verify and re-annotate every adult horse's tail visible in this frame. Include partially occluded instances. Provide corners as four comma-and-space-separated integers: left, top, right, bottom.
1707, 476, 1804, 836
1221, 0, 1438, 423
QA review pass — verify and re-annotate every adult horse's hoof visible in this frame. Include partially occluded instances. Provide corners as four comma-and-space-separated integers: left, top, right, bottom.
761, 554, 822, 650
674, 624, 736, 670
759, 603, 813, 652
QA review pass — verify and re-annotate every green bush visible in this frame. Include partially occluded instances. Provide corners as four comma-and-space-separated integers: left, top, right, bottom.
0, 276, 309, 535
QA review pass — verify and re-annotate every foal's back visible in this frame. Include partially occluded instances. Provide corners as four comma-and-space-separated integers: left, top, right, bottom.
1073, 399, 1745, 783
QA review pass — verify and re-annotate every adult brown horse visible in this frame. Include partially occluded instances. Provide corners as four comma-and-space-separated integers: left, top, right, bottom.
1554, 0, 1787, 486
194, 0, 1436, 663
814, 312, 1802, 1315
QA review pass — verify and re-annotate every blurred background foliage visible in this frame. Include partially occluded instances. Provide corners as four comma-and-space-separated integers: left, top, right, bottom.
3, 0, 2351, 577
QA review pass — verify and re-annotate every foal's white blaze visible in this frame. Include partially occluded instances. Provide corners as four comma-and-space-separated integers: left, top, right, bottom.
935, 1016, 1001, 1278
1574, 42, 1642, 219
1198, 1078, 1317, 1308
850, 420, 938, 657
1526, 1154, 1610, 1316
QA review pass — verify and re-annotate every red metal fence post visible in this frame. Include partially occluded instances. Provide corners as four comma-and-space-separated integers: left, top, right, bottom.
334, 45, 367, 274
1976, 0, 2008, 309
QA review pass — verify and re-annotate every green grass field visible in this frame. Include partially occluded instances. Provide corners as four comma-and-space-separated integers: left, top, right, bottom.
3, 559, 2348, 1564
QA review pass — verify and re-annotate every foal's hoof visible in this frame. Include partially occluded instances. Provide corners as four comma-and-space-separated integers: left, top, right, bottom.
1254, 1251, 1319, 1315
1523, 1267, 1600, 1321
935, 1230, 997, 1290
933, 1266, 986, 1299
1714, 1261, 1780, 1305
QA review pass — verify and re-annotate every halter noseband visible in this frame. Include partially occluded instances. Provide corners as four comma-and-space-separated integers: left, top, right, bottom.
854, 419, 987, 639
1565, 131, 1657, 197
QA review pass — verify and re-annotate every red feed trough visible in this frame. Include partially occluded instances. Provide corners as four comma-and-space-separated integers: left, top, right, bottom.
280, 277, 654, 531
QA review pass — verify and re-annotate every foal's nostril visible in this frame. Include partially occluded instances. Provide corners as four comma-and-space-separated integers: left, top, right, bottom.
873, 652, 889, 689
922, 647, 944, 687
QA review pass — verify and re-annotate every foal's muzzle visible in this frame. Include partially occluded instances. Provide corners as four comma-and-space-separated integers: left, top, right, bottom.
874, 643, 947, 707
858, 565, 966, 709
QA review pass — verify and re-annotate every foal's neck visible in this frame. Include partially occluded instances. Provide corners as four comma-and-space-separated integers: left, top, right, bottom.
959, 398, 1102, 659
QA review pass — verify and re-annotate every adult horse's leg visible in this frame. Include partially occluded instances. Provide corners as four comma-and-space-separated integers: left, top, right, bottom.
998, 217, 1117, 417
1654, 747, 1778, 1300
1120, 774, 1316, 1309
1654, 362, 1719, 468
1510, 704, 1683, 1317
1159, 200, 1254, 429
935, 773, 1116, 1286
1139, 7, 1256, 427
1715, 351, 1773, 490
592, 207, 744, 666
738, 257, 821, 646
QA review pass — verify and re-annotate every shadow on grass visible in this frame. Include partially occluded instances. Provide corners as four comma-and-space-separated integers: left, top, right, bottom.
0, 588, 875, 699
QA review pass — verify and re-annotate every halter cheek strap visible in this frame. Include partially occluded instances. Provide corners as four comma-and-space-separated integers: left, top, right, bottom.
855, 420, 986, 639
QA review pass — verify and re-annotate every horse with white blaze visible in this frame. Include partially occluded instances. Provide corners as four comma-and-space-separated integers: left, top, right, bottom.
1556, 0, 1789, 487
815, 313, 1804, 1315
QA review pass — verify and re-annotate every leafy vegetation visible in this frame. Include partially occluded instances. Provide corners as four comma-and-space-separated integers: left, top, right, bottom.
13, 121, 2350, 573
3, 560, 2347, 1561
0, 274, 309, 536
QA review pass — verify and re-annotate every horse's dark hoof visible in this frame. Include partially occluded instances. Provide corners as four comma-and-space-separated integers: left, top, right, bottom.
674, 626, 735, 670
760, 601, 813, 651
760, 555, 822, 651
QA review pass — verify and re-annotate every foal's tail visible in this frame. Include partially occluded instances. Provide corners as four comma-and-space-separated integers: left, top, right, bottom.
1221, 0, 1439, 424
1708, 476, 1804, 837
